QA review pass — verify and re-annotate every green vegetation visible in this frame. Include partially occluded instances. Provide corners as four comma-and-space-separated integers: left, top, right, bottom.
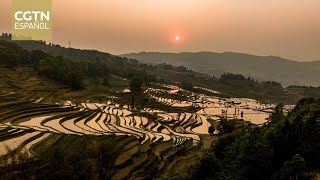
129, 75, 143, 93
208, 126, 214, 135
287, 85, 320, 99
0, 135, 122, 179
38, 56, 85, 89
217, 117, 237, 135
181, 80, 193, 91
1, 34, 320, 180
1, 36, 319, 104
0, 131, 206, 180
0, 40, 28, 68
122, 52, 320, 87
211, 73, 290, 103
0, 45, 19, 68
192, 98, 320, 179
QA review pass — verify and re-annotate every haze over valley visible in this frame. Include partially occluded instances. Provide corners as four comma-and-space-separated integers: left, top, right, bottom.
122, 51, 320, 86
0, 0, 320, 179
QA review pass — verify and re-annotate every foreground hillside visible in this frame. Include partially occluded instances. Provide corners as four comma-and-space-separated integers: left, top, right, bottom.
121, 52, 320, 86
0, 87, 319, 179
193, 98, 320, 179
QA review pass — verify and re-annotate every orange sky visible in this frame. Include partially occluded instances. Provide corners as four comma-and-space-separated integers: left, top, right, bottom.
1, 0, 320, 61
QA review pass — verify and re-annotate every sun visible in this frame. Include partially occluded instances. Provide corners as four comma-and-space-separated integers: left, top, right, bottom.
171, 34, 184, 44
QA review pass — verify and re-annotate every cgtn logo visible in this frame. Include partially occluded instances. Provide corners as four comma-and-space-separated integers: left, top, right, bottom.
14, 11, 50, 30
12, 0, 52, 40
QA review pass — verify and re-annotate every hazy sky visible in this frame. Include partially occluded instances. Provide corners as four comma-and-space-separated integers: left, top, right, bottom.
1, 0, 320, 61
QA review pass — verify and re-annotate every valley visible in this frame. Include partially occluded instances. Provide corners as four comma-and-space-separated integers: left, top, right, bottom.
0, 38, 318, 179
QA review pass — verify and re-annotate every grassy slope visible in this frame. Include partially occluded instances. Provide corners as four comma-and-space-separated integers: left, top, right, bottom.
0, 67, 129, 104
0, 127, 216, 179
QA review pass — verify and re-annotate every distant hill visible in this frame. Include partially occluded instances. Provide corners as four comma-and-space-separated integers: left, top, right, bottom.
0, 35, 134, 64
2, 35, 320, 103
1, 34, 319, 87
121, 52, 320, 86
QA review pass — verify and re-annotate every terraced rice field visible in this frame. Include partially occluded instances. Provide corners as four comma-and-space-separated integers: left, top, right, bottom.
0, 84, 283, 168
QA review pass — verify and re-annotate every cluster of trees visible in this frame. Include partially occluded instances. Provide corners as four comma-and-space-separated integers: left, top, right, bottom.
219, 73, 283, 89
181, 80, 193, 91
219, 73, 259, 87
0, 40, 115, 89
0, 45, 19, 68
125, 68, 158, 83
262, 81, 282, 87
87, 59, 110, 77
38, 56, 85, 89
203, 72, 291, 103
216, 118, 238, 135
1, 37, 318, 104
37, 54, 115, 89
304, 87, 320, 98
193, 98, 320, 179
155, 63, 191, 72
219, 73, 249, 81
0, 40, 29, 68
0, 39, 163, 90
287, 85, 320, 99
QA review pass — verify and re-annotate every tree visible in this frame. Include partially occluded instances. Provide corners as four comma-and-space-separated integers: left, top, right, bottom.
270, 103, 284, 123
67, 70, 84, 90
208, 126, 215, 136
30, 50, 50, 65
195, 99, 320, 180
0, 46, 19, 68
280, 154, 306, 180
21, 49, 31, 64
38, 57, 85, 90
140, 97, 149, 110
129, 76, 143, 93
181, 80, 193, 91
103, 76, 110, 87
192, 153, 220, 179
129, 76, 143, 110
218, 118, 237, 134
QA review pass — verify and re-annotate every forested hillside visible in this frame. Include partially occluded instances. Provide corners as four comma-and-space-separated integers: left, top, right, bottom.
121, 52, 320, 87
192, 98, 320, 180
0, 34, 320, 180
1, 34, 320, 104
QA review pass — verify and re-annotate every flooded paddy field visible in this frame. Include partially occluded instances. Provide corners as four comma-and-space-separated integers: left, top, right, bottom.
0, 83, 292, 159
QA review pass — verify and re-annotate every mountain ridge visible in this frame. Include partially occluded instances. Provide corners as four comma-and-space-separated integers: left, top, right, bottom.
121, 51, 320, 86
121, 51, 320, 62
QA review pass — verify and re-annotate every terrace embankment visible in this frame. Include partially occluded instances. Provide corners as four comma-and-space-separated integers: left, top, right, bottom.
0, 67, 285, 179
